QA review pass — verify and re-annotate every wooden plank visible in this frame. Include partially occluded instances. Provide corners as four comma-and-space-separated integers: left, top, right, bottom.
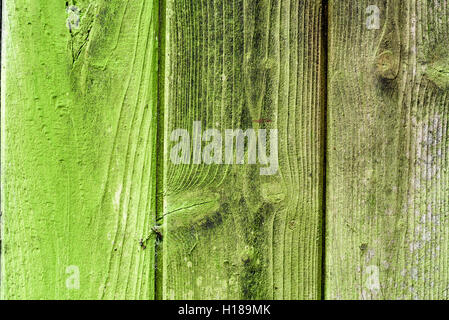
1, 0, 159, 299
327, 0, 449, 299
162, 0, 326, 299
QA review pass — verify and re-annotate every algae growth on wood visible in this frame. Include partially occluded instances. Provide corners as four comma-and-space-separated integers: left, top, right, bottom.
1, 0, 159, 299
326, 0, 449, 299
161, 0, 326, 299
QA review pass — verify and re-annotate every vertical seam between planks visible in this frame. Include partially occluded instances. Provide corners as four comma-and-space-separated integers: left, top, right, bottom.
155, 0, 166, 300
321, 0, 329, 301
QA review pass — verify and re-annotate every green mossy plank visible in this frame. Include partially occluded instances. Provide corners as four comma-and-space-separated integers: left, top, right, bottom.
162, 0, 325, 299
327, 1, 449, 299
1, 0, 159, 299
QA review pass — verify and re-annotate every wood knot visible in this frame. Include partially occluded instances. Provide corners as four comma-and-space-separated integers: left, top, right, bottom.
375, 51, 399, 80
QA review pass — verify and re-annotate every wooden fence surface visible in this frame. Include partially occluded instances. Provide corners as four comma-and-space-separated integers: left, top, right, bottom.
162, 0, 324, 300
327, 0, 449, 299
1, 0, 449, 300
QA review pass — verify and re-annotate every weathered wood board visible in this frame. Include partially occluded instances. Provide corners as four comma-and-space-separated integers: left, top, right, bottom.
327, 0, 449, 299
161, 0, 326, 299
5, 0, 449, 301
1, 0, 159, 299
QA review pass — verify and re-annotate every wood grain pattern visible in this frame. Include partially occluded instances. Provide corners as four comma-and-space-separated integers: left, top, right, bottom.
1, 0, 159, 299
161, 0, 326, 299
7, 0, 449, 301
327, 0, 449, 299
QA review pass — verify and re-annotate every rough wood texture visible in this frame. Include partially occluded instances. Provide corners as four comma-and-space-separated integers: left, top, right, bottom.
162, 0, 325, 299
1, 0, 159, 299
327, 0, 449, 299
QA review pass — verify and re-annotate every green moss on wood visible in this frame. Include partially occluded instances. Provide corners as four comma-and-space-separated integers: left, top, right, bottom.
2, 0, 159, 299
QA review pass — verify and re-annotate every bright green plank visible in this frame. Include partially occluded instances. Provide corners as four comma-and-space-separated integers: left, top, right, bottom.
1, 0, 158, 299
